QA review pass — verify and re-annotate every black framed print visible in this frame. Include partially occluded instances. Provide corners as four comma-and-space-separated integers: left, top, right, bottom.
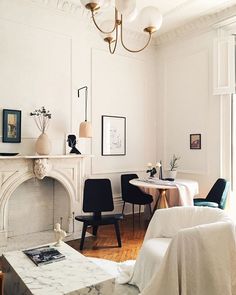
102, 115, 126, 156
190, 133, 201, 149
2, 109, 21, 143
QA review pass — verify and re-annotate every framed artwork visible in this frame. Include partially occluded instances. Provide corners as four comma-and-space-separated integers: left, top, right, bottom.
102, 115, 126, 156
65, 133, 81, 154
190, 134, 201, 149
2, 109, 21, 143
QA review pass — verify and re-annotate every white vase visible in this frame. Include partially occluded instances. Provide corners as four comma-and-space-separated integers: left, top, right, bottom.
35, 133, 51, 155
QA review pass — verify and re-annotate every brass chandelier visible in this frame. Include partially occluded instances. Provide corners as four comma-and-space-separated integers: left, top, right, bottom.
80, 0, 162, 54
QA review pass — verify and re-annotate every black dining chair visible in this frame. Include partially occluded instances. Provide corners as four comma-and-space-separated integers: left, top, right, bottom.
75, 178, 123, 250
194, 178, 230, 209
121, 174, 153, 228
0, 272, 3, 295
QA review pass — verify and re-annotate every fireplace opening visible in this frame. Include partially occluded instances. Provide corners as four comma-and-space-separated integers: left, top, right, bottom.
8, 177, 69, 238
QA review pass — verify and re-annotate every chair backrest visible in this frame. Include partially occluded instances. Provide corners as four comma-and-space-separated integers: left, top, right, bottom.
206, 178, 230, 209
121, 174, 144, 202
144, 206, 232, 241
83, 179, 114, 213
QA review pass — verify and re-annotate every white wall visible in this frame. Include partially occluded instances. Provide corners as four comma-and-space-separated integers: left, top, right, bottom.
1, 0, 232, 222
155, 30, 231, 196
0, 0, 157, 221
91, 49, 157, 175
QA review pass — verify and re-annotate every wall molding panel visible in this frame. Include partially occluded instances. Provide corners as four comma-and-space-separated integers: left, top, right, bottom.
90, 48, 157, 175
163, 49, 209, 175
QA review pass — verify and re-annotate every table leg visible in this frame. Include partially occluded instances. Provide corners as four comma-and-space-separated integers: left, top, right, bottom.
143, 188, 159, 218
159, 189, 169, 208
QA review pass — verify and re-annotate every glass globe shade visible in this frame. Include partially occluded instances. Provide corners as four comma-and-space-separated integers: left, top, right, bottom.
115, 0, 135, 15
102, 0, 111, 9
140, 6, 162, 31
99, 20, 118, 42
123, 7, 138, 23
80, 0, 105, 8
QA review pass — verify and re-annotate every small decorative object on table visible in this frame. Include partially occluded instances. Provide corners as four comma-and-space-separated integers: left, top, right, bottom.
54, 223, 67, 247
23, 245, 65, 266
167, 154, 180, 180
146, 162, 162, 178
158, 161, 163, 179
30, 107, 52, 155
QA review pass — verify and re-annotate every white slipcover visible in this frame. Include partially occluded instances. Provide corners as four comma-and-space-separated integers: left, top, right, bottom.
118, 207, 234, 295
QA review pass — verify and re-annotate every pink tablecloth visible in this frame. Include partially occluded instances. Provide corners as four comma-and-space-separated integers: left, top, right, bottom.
142, 179, 199, 210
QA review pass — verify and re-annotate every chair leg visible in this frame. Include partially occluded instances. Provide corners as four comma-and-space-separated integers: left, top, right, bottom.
148, 203, 152, 218
122, 201, 126, 215
0, 272, 3, 295
132, 203, 135, 231
80, 223, 87, 251
114, 221, 122, 247
92, 225, 98, 236
139, 205, 141, 224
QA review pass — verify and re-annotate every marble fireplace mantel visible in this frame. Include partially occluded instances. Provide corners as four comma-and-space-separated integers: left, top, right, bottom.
0, 154, 92, 250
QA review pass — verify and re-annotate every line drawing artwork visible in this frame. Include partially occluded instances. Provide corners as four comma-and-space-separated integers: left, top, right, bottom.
102, 116, 126, 156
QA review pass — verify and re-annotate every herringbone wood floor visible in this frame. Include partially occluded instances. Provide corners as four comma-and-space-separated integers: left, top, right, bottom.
67, 213, 149, 262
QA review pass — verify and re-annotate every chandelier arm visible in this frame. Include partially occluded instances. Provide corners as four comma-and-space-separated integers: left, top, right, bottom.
91, 8, 117, 35
120, 15, 152, 53
108, 24, 119, 55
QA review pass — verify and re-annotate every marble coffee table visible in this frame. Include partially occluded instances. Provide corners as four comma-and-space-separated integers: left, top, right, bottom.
2, 242, 115, 295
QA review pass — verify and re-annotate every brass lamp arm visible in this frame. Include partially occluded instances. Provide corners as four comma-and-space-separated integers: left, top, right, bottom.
120, 15, 152, 53
91, 8, 118, 35
108, 24, 119, 54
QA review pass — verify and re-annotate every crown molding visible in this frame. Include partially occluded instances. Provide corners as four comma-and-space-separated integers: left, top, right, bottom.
29, 0, 82, 14
154, 4, 236, 46
28, 1, 236, 47
28, 0, 155, 45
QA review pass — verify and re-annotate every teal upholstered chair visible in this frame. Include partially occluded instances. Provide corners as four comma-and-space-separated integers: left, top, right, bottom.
194, 178, 230, 209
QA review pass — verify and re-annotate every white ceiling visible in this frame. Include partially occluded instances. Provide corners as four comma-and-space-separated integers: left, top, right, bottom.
77, 0, 236, 36
134, 0, 236, 35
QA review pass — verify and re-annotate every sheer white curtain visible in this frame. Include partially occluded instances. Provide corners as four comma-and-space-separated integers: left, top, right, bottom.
230, 94, 236, 220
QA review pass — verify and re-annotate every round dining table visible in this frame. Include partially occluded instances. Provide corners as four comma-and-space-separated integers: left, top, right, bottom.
129, 178, 199, 211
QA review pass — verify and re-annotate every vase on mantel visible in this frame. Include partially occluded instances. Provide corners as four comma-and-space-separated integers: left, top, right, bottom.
35, 133, 51, 155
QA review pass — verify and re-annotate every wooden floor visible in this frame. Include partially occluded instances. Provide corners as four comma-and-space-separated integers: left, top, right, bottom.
67, 213, 149, 262
0, 215, 147, 294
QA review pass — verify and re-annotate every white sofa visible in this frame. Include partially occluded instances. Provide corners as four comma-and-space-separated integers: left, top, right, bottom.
119, 206, 234, 295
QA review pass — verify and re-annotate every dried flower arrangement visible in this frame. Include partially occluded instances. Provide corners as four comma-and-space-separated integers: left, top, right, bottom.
30, 106, 52, 133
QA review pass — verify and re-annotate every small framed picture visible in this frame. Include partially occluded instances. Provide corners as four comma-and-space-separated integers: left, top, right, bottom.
102, 115, 126, 156
2, 109, 21, 143
65, 133, 81, 155
190, 134, 201, 149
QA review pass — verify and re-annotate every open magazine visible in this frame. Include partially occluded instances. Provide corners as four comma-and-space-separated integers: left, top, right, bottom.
23, 245, 65, 266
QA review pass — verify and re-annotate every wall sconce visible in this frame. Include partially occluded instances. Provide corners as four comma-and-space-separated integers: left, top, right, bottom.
78, 86, 92, 138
